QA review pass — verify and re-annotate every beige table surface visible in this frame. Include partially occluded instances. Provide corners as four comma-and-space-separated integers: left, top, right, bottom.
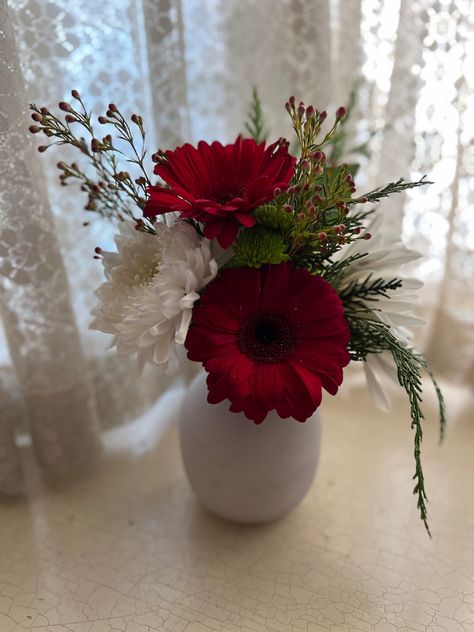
1, 371, 473, 632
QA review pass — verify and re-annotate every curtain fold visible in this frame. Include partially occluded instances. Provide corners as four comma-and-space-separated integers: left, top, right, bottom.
0, 0, 472, 492
399, 0, 474, 374
334, 0, 363, 107
142, 0, 190, 148
0, 362, 23, 496
375, 0, 425, 235
0, 0, 102, 487
425, 73, 473, 381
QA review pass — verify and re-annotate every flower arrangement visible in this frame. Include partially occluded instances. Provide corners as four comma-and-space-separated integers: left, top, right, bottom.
30, 89, 445, 534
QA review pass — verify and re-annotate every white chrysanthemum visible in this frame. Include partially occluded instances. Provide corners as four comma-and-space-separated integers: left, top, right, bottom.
340, 218, 424, 409
91, 219, 218, 372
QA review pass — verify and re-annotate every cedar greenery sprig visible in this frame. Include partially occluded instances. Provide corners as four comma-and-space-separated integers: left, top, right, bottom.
343, 310, 446, 537
342, 266, 447, 536
339, 274, 404, 306
419, 357, 447, 444
382, 326, 431, 536
29, 90, 154, 230
318, 252, 368, 287
358, 176, 432, 205
244, 87, 267, 144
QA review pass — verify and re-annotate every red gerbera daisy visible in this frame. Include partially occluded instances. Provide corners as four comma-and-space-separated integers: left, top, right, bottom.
185, 263, 351, 423
144, 137, 296, 248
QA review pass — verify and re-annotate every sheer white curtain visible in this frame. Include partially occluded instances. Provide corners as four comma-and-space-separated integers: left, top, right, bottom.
1, 0, 473, 495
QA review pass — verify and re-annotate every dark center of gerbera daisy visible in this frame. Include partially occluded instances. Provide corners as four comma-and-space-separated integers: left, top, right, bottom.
238, 311, 297, 364
202, 179, 246, 204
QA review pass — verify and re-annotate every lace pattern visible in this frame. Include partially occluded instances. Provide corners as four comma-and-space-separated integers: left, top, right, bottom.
0, 1, 102, 489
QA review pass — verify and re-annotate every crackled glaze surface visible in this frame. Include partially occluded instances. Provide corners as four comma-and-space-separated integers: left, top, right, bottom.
1, 377, 473, 632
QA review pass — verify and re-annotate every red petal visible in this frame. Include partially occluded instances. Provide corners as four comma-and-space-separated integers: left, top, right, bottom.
250, 363, 285, 409
280, 363, 318, 421
144, 187, 190, 217
234, 212, 257, 228
203, 221, 239, 248
288, 360, 323, 410
242, 397, 269, 424
193, 304, 240, 333
216, 222, 240, 248
223, 267, 260, 315
259, 262, 290, 309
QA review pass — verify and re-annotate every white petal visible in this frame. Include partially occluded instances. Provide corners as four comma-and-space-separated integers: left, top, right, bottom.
152, 334, 173, 364
364, 356, 391, 411
179, 291, 199, 310
91, 219, 219, 370
374, 351, 400, 384
384, 312, 425, 327
165, 347, 180, 375
400, 278, 424, 290
175, 309, 193, 344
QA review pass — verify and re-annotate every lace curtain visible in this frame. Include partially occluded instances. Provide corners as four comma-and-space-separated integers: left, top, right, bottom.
1, 0, 473, 495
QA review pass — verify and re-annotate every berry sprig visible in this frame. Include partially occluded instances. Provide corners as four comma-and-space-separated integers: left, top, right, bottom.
257, 100, 369, 267
29, 90, 153, 228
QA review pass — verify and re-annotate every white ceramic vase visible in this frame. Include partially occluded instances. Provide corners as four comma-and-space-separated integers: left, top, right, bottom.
179, 371, 322, 524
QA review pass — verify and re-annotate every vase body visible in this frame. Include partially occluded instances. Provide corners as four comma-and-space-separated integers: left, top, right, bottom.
179, 372, 321, 524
